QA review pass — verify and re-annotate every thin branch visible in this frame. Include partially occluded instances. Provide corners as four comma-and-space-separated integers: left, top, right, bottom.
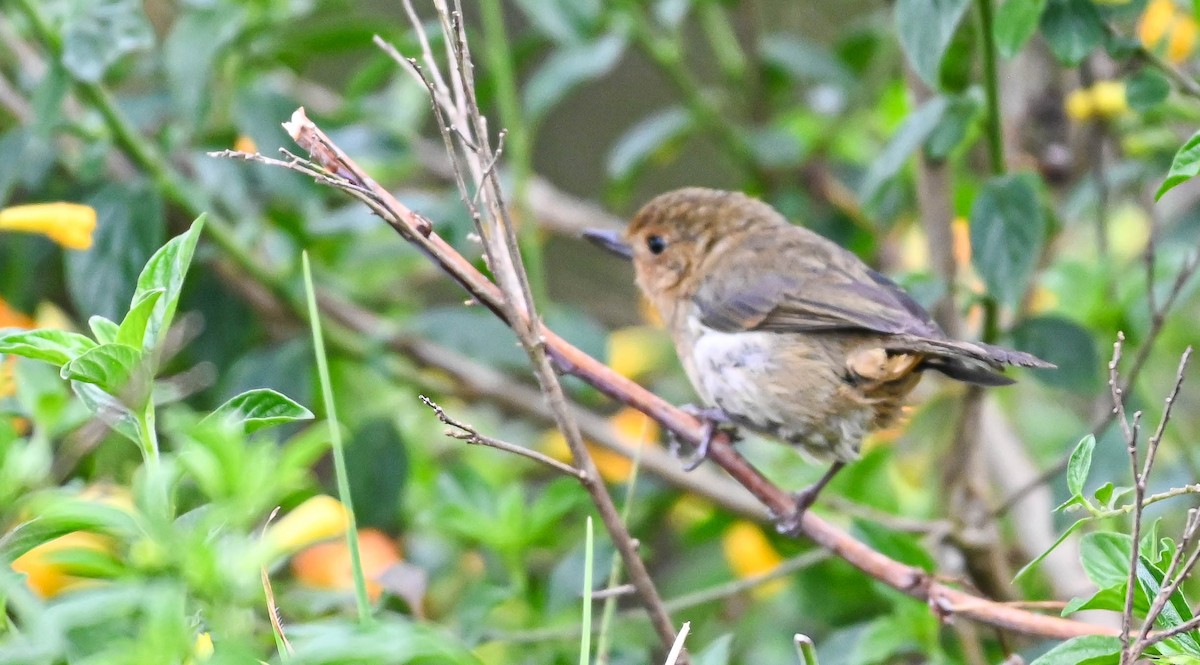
419, 395, 586, 480
236, 109, 1118, 641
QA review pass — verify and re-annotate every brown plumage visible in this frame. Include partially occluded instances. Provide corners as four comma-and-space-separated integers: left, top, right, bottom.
586, 188, 1052, 513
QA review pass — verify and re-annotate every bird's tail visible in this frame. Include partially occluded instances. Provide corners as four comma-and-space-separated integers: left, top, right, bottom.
883, 336, 1054, 387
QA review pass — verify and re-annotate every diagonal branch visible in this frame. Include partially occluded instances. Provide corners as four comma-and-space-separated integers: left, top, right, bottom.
222, 108, 1118, 642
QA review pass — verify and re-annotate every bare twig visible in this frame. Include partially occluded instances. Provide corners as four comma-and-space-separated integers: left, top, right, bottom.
237, 108, 1116, 640
419, 395, 586, 479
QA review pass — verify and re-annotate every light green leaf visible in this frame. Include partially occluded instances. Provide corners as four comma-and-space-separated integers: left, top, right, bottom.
133, 215, 206, 353
607, 107, 694, 180
1080, 531, 1131, 588
60, 343, 144, 399
0, 330, 97, 367
1127, 68, 1171, 112
88, 316, 120, 344
202, 389, 314, 434
995, 0, 1048, 57
861, 96, 949, 203
969, 172, 1046, 306
1040, 0, 1104, 65
71, 381, 140, 445
1157, 130, 1200, 200
1029, 635, 1121, 665
61, 0, 154, 83
116, 289, 164, 350
1013, 518, 1086, 582
1066, 434, 1096, 497
895, 0, 972, 87
524, 35, 626, 123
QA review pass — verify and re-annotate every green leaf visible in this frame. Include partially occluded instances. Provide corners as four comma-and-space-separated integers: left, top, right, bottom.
1009, 316, 1101, 393
1062, 583, 1126, 615
71, 380, 140, 444
759, 34, 855, 87
895, 0, 972, 87
994, 0, 1048, 57
60, 343, 144, 399
88, 316, 120, 344
1013, 518, 1086, 582
695, 634, 734, 665
116, 289, 164, 350
1094, 481, 1114, 506
66, 182, 165, 322
132, 215, 206, 353
343, 418, 408, 532
1066, 434, 1096, 497
860, 96, 949, 203
163, 6, 245, 126
0, 502, 140, 563
969, 172, 1046, 306
606, 107, 694, 180
1080, 531, 1130, 588
201, 388, 314, 434
61, 0, 154, 83
1157, 130, 1200, 200
924, 91, 982, 160
0, 330, 97, 367
1040, 0, 1105, 65
511, 0, 601, 44
1029, 635, 1121, 665
1127, 68, 1171, 112
524, 35, 627, 124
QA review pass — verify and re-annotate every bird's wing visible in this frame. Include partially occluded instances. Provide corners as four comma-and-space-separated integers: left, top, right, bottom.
693, 229, 943, 339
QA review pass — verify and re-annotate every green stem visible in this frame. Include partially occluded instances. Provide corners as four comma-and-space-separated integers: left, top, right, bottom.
579, 516, 594, 665
478, 0, 546, 306
698, 1, 748, 86
302, 253, 373, 624
974, 0, 1005, 175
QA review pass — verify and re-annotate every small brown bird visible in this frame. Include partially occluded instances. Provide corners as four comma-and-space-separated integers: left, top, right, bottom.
585, 188, 1052, 519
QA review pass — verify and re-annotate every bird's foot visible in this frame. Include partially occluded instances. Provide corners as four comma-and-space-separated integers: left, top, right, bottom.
669, 404, 740, 471
773, 461, 846, 536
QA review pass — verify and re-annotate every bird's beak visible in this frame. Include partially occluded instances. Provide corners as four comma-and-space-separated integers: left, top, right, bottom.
582, 228, 633, 260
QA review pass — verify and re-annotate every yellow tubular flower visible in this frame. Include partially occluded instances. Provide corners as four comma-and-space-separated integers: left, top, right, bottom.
234, 135, 258, 154
192, 633, 214, 662
0, 203, 97, 250
11, 531, 114, 597
263, 495, 349, 559
1090, 81, 1129, 118
721, 520, 787, 598
1139, 0, 1198, 63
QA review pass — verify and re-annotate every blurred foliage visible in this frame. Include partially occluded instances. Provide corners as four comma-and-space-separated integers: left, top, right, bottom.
2, 0, 1200, 663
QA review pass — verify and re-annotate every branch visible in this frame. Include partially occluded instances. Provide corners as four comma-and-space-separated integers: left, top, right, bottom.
231, 109, 1117, 642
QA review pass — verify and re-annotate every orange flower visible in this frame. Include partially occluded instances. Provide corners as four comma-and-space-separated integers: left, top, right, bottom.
233, 135, 258, 154
0, 203, 97, 250
11, 531, 114, 597
540, 407, 658, 483
291, 528, 401, 601
721, 520, 787, 598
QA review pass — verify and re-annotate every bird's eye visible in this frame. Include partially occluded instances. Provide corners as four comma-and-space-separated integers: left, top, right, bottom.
646, 235, 667, 255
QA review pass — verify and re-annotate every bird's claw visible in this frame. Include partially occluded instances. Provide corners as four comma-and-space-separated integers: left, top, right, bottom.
774, 486, 820, 536
668, 404, 739, 471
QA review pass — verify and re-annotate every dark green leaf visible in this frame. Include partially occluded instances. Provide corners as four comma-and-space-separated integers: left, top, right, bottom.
1066, 434, 1096, 497
202, 388, 314, 434
66, 182, 165, 322
1157, 130, 1200, 200
163, 6, 245, 125
1029, 635, 1121, 665
60, 343, 144, 399
0, 330, 97, 367
61, 0, 154, 82
524, 35, 626, 123
1080, 531, 1130, 588
1009, 315, 1100, 393
861, 96, 949, 202
1040, 0, 1105, 65
924, 91, 982, 160
895, 0, 972, 87
132, 215, 206, 353
1127, 68, 1171, 112
343, 418, 408, 532
995, 0, 1048, 57
969, 173, 1046, 306
606, 107, 694, 180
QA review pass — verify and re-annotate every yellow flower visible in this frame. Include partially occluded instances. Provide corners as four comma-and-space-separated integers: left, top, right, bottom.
607, 326, 662, 380
1091, 81, 1129, 118
11, 531, 114, 597
1139, 0, 1198, 63
540, 407, 658, 483
1065, 88, 1095, 121
192, 633, 214, 662
234, 135, 258, 154
721, 520, 787, 598
0, 203, 97, 250
263, 495, 349, 559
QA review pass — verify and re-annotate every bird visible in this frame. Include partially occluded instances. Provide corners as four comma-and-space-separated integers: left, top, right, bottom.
584, 187, 1053, 524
